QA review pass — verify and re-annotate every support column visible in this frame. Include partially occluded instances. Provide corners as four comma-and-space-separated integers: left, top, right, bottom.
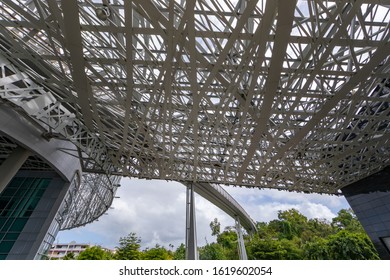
0, 146, 31, 194
185, 183, 198, 260
235, 217, 248, 260
341, 166, 390, 259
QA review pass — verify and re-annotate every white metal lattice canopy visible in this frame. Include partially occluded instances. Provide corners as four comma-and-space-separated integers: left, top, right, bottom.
0, 0, 389, 194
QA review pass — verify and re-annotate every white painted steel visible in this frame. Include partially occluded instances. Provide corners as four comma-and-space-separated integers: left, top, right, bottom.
0, 0, 389, 195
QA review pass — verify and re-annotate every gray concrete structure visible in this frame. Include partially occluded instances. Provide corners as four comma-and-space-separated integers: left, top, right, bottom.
0, 103, 119, 259
0, 105, 82, 259
0, 147, 31, 194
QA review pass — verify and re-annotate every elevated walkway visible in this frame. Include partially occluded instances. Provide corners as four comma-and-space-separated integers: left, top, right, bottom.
183, 182, 256, 260
186, 182, 256, 234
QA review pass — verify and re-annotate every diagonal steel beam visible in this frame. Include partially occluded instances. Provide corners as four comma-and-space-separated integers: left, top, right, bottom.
257, 37, 390, 185
61, 0, 95, 130
237, 0, 298, 183
115, 1, 135, 164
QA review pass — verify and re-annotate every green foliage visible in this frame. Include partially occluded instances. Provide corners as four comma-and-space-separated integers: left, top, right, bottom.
255, 222, 269, 239
63, 252, 76, 260
115, 232, 142, 260
77, 246, 113, 260
331, 209, 364, 233
173, 243, 186, 260
278, 209, 308, 226
246, 208, 378, 260
143, 244, 173, 260
210, 218, 221, 236
217, 229, 237, 249
326, 230, 379, 260
216, 229, 239, 259
199, 243, 226, 260
248, 237, 303, 260
303, 238, 330, 260
277, 208, 308, 239
303, 218, 333, 241
50, 208, 379, 261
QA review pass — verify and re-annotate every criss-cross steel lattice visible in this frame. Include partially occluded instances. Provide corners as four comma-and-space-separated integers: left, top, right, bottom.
0, 0, 389, 194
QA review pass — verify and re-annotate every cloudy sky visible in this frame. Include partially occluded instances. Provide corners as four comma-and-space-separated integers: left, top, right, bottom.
55, 177, 349, 250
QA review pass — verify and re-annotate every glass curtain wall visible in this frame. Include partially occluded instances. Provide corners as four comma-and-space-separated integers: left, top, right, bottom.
0, 177, 50, 259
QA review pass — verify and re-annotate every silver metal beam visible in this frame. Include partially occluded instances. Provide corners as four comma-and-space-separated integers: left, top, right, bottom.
0, 1, 389, 194
185, 183, 198, 260
60, 0, 95, 130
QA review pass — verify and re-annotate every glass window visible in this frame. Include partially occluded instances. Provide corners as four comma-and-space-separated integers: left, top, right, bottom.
10, 218, 28, 232
0, 241, 14, 253
4, 233, 19, 241
0, 177, 51, 258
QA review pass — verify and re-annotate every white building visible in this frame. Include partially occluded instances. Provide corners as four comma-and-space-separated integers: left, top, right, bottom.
48, 241, 113, 259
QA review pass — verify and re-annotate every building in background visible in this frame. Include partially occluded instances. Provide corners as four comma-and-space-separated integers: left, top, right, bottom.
48, 242, 89, 259
47, 241, 114, 259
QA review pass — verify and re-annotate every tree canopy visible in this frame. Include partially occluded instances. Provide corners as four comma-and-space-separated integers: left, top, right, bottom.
77, 246, 113, 260
56, 208, 379, 260
115, 232, 143, 260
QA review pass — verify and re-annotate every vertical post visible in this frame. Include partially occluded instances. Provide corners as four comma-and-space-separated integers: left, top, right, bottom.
0, 146, 31, 194
185, 183, 198, 260
235, 217, 248, 260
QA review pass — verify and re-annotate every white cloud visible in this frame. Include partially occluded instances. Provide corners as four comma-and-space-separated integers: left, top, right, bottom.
224, 186, 349, 221
56, 178, 350, 250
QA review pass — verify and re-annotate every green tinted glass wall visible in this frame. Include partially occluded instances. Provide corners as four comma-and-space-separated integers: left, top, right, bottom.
0, 177, 51, 259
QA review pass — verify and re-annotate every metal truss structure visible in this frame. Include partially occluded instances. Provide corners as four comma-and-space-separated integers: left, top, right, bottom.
0, 0, 389, 195
0, 132, 120, 230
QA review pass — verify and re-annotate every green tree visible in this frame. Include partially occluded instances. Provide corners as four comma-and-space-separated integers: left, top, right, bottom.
217, 229, 237, 249
255, 222, 270, 239
277, 209, 308, 239
331, 209, 364, 233
248, 236, 303, 260
292, 218, 334, 244
199, 243, 226, 260
63, 208, 378, 261
210, 218, 221, 236
173, 243, 186, 260
303, 218, 333, 241
247, 208, 378, 260
77, 246, 113, 260
63, 252, 76, 260
303, 237, 330, 260
266, 219, 284, 239
143, 244, 173, 260
115, 232, 142, 260
216, 229, 239, 259
327, 230, 379, 260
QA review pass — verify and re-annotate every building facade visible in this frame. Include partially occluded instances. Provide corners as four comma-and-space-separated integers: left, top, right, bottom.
0, 100, 119, 259
47, 241, 114, 259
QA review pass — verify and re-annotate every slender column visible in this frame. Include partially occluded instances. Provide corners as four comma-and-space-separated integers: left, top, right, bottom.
235, 217, 248, 260
185, 183, 198, 260
0, 146, 31, 194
